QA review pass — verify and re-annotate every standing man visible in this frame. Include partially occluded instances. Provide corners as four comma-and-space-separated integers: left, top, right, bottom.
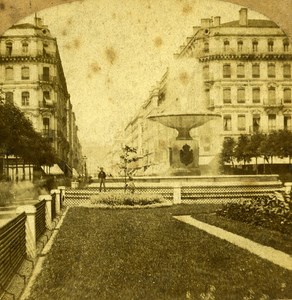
98, 167, 106, 192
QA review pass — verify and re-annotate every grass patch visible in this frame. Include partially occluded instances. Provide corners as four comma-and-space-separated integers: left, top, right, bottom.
193, 211, 292, 255
27, 204, 292, 300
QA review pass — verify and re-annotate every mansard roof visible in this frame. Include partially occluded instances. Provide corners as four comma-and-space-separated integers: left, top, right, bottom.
221, 19, 278, 28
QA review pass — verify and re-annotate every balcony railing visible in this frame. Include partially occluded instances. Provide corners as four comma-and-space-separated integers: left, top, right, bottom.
39, 100, 55, 109
39, 75, 56, 83
263, 98, 284, 108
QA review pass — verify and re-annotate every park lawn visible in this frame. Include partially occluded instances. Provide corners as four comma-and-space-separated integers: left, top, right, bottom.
27, 205, 292, 300
192, 209, 292, 255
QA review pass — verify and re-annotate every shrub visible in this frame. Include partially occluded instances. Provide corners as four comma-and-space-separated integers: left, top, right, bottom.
90, 192, 171, 207
217, 191, 292, 233
0, 182, 14, 206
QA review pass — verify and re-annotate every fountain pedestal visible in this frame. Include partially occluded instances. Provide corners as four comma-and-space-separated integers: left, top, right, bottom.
169, 139, 200, 176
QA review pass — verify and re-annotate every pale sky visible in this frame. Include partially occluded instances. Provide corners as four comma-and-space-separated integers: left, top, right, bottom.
20, 0, 268, 172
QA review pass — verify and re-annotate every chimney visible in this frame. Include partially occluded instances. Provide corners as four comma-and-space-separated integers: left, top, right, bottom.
239, 8, 248, 26
34, 16, 43, 27
213, 16, 221, 27
201, 18, 212, 28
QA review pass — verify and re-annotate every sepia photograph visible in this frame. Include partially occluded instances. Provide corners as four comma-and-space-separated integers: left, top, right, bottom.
0, 0, 292, 299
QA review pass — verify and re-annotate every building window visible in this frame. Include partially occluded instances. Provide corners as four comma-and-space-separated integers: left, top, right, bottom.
253, 115, 260, 132
5, 42, 12, 56
238, 115, 246, 131
252, 87, 261, 103
252, 63, 260, 78
223, 88, 231, 104
43, 118, 50, 131
223, 40, 230, 52
284, 116, 292, 131
205, 89, 210, 106
237, 87, 245, 103
203, 42, 209, 53
268, 114, 276, 131
252, 40, 258, 52
5, 92, 13, 105
43, 90, 53, 106
283, 39, 289, 52
43, 67, 50, 81
268, 39, 274, 52
268, 63, 275, 78
203, 65, 209, 79
21, 92, 30, 106
223, 115, 232, 131
283, 64, 291, 78
284, 88, 291, 103
5, 67, 13, 80
268, 87, 276, 105
22, 41, 28, 53
43, 42, 49, 56
223, 64, 231, 78
237, 40, 243, 52
237, 64, 245, 78
21, 66, 30, 80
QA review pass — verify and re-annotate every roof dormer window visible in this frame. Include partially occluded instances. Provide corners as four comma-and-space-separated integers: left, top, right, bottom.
223, 40, 230, 52
237, 40, 243, 52
283, 38, 289, 52
5, 41, 12, 56
22, 41, 29, 53
268, 39, 274, 52
252, 40, 258, 52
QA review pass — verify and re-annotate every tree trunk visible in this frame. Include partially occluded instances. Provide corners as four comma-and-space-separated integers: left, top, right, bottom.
29, 163, 32, 181
6, 154, 9, 179
15, 156, 18, 183
22, 160, 25, 181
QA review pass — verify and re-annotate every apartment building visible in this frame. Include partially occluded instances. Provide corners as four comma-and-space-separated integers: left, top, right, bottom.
0, 16, 83, 179
124, 8, 292, 175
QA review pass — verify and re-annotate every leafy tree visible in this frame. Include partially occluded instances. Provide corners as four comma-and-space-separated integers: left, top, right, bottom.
274, 130, 292, 161
119, 145, 140, 190
0, 102, 57, 179
249, 132, 266, 173
220, 137, 236, 168
235, 134, 252, 166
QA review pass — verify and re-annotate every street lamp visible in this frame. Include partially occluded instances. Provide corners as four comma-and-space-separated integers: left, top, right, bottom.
83, 156, 87, 180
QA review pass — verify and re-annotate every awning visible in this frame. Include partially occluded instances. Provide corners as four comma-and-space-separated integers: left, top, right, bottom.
41, 164, 64, 175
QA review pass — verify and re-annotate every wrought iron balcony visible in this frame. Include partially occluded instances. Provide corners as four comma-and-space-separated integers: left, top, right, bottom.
39, 74, 56, 83
39, 100, 55, 110
263, 98, 284, 109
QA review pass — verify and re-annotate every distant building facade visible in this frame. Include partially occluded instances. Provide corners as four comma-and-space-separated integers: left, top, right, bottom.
124, 8, 292, 175
0, 17, 83, 179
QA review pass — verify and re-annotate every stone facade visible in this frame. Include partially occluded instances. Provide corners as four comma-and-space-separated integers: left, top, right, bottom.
124, 8, 292, 176
0, 17, 83, 178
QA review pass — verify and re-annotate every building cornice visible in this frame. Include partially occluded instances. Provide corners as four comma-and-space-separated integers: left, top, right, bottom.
0, 55, 58, 64
199, 53, 292, 62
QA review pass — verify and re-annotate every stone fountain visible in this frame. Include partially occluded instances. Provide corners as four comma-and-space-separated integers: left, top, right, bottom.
147, 60, 221, 175
148, 112, 220, 175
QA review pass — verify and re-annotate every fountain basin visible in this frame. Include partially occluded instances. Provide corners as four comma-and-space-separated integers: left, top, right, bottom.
148, 113, 221, 140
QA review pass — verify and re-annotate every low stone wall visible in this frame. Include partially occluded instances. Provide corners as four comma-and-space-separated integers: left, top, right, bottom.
65, 175, 285, 206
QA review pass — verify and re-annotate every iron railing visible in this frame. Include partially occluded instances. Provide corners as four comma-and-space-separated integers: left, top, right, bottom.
35, 200, 46, 241
51, 193, 56, 221
0, 213, 26, 295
